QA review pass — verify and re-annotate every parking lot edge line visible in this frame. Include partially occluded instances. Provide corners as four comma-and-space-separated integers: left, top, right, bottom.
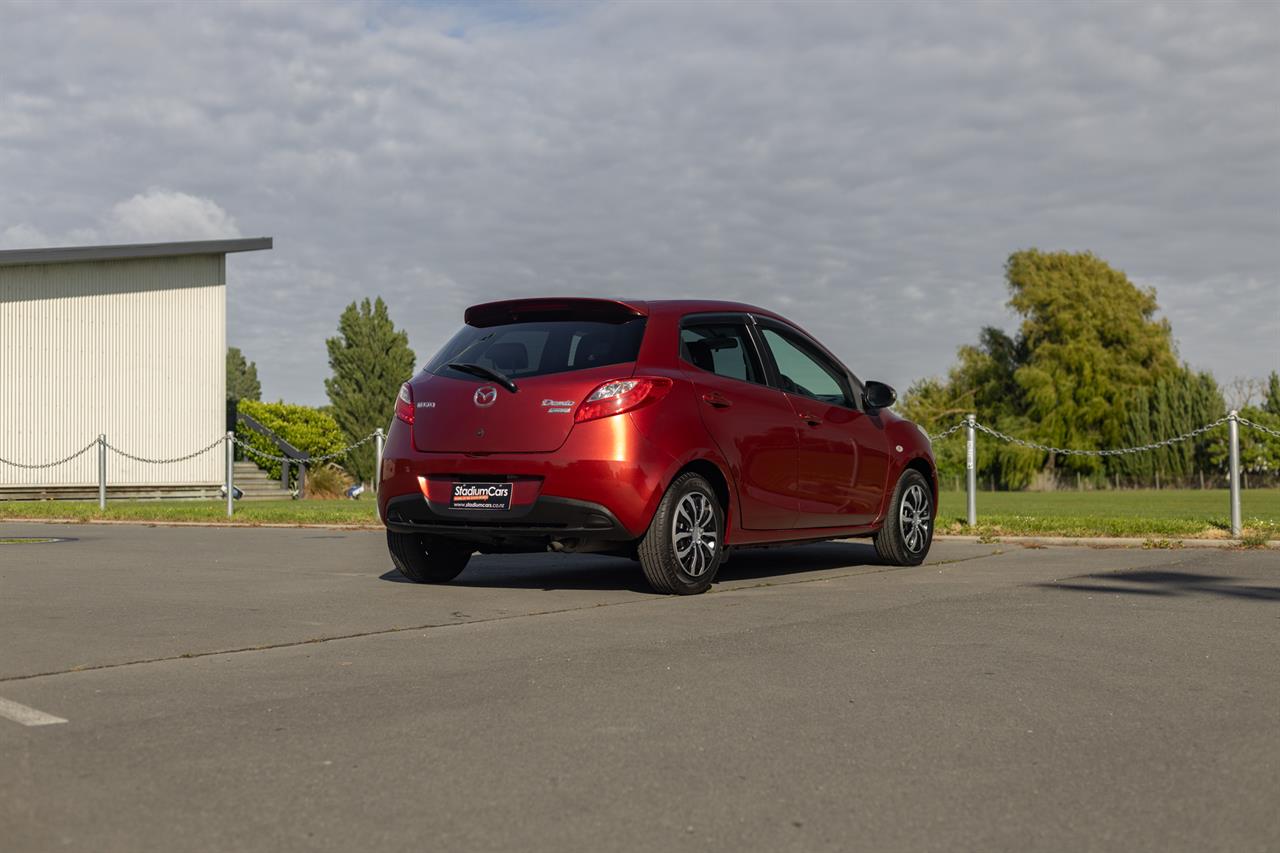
0, 697, 68, 726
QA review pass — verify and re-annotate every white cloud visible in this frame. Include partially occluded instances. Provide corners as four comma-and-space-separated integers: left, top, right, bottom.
103, 189, 241, 243
0, 1, 1276, 404
0, 223, 49, 250
0, 189, 240, 249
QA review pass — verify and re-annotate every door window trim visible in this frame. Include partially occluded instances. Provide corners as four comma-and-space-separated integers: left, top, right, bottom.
749, 316, 863, 411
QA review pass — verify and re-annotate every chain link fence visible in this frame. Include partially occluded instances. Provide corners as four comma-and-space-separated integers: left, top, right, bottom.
0, 430, 384, 517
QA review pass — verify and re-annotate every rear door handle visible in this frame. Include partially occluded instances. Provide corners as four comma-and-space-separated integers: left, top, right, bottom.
797, 412, 822, 426
702, 392, 733, 409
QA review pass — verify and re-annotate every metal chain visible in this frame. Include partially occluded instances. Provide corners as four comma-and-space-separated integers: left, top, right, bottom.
969, 416, 1233, 457
232, 432, 378, 465
2, 431, 376, 468
105, 435, 226, 465
308, 432, 378, 462
9, 414, 1259, 470
0, 438, 100, 469
1237, 416, 1280, 439
930, 421, 968, 441
232, 437, 293, 464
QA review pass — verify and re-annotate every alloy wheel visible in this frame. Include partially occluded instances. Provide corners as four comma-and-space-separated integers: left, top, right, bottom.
672, 490, 718, 577
899, 483, 931, 554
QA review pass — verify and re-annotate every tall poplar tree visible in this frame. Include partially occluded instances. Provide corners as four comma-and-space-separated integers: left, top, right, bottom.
325, 297, 416, 485
1265, 371, 1280, 416
226, 347, 262, 403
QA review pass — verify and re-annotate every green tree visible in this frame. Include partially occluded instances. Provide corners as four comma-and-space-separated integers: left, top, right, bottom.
1005, 250, 1180, 465
226, 346, 262, 403
1206, 405, 1280, 477
1208, 375, 1280, 476
1265, 371, 1280, 416
1115, 369, 1223, 482
902, 249, 1222, 488
325, 297, 416, 485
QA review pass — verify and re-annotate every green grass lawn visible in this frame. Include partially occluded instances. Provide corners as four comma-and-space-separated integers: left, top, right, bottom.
937, 488, 1279, 539
1, 489, 1277, 540
0, 499, 381, 526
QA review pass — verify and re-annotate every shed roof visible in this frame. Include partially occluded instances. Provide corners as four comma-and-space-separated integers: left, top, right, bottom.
0, 237, 272, 268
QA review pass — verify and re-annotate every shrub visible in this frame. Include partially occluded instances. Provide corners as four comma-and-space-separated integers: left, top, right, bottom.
235, 400, 348, 488
305, 463, 354, 499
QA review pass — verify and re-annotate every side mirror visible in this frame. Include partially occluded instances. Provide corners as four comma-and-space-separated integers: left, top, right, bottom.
863, 380, 896, 411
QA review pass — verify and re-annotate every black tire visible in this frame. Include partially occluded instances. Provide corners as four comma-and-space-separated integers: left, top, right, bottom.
873, 469, 934, 566
386, 531, 472, 583
638, 472, 725, 595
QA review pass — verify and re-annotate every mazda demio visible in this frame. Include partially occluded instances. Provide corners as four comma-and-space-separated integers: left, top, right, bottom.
378, 298, 937, 594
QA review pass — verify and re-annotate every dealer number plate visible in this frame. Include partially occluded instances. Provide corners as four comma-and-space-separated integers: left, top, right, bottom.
449, 482, 513, 511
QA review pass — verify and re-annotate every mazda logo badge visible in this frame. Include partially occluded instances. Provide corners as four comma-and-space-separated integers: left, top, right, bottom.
473, 386, 498, 407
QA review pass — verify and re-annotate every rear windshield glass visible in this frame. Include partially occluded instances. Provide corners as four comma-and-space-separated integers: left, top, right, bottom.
426, 318, 647, 381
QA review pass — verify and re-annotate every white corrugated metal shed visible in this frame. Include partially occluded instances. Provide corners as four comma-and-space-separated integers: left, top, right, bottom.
0, 238, 271, 496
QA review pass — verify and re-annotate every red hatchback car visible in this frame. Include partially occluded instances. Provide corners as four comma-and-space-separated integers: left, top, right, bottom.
379, 298, 937, 594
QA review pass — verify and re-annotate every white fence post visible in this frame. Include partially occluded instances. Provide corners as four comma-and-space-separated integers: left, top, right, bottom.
225, 432, 235, 519
374, 428, 384, 493
98, 434, 107, 511
966, 414, 977, 527
1228, 411, 1241, 537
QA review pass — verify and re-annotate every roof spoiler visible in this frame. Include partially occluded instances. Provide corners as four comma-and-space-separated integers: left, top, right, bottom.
464, 298, 648, 327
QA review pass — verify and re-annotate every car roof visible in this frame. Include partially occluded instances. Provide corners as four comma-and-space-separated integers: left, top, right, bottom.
640, 299, 763, 311
627, 299, 787, 321
462, 297, 790, 325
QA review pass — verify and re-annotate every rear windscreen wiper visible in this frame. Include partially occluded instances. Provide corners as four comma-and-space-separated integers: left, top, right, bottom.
447, 362, 518, 394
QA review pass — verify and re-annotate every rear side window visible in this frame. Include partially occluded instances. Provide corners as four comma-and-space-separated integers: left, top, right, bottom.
426, 318, 646, 380
679, 322, 762, 384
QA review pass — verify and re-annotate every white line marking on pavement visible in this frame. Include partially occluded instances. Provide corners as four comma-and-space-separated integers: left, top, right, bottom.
0, 697, 68, 726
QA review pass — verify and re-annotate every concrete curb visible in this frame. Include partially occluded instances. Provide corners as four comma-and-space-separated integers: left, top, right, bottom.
934, 534, 1279, 550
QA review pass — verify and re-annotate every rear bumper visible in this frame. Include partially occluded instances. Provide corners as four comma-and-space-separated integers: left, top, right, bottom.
383, 494, 631, 542
376, 414, 674, 541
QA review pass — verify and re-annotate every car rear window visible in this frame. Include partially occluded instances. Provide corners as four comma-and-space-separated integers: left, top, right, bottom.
425, 318, 647, 380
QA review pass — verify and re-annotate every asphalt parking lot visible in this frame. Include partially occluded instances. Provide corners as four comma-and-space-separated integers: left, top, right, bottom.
1, 524, 1277, 853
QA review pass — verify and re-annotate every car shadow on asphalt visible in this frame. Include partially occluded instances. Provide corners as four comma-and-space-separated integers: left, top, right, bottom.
1037, 570, 1280, 602
377, 541, 889, 592
381, 558, 650, 592
715, 540, 886, 583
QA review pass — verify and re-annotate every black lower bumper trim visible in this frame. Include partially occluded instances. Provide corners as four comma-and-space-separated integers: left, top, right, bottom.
383, 494, 633, 542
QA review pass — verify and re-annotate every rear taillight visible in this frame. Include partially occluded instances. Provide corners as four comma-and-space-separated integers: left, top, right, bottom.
395, 383, 414, 425
575, 377, 673, 423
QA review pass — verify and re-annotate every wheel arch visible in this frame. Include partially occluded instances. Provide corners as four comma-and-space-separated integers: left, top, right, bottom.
675, 458, 732, 518
904, 456, 939, 507
656, 456, 735, 543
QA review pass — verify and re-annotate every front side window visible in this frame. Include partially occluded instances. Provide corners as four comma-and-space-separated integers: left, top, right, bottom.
680, 322, 762, 384
759, 327, 853, 407
426, 318, 646, 380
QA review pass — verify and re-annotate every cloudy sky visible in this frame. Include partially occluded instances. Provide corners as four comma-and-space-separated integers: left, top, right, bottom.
2, 0, 1276, 405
